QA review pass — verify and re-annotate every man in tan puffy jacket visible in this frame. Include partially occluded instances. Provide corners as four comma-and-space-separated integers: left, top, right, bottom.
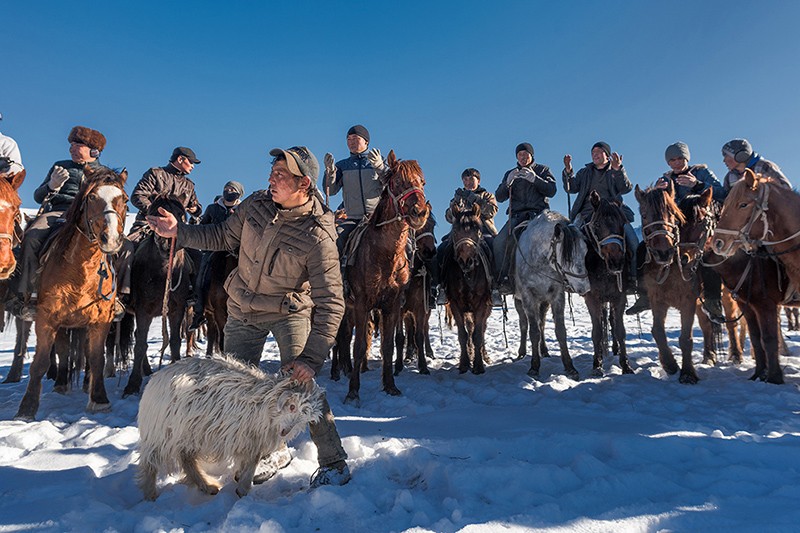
147, 145, 350, 488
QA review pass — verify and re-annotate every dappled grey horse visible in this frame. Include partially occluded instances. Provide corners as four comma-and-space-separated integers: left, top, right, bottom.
514, 211, 590, 379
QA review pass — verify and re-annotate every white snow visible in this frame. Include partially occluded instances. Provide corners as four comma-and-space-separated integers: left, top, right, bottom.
1, 298, 799, 532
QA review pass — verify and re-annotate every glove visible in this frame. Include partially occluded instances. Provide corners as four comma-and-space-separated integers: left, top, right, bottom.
506, 169, 520, 186
324, 152, 336, 181
48, 166, 70, 190
366, 147, 384, 171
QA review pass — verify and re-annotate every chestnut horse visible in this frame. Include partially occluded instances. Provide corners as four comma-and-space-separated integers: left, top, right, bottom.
636, 184, 718, 383
339, 151, 429, 405
443, 200, 493, 375
581, 191, 634, 376
121, 195, 193, 397
0, 169, 25, 279
713, 168, 800, 285
15, 166, 128, 420
395, 202, 436, 375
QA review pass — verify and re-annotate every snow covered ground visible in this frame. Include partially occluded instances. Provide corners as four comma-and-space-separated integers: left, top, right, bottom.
1, 298, 799, 532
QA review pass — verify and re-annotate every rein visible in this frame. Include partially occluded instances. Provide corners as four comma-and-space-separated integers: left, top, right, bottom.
585, 209, 626, 291
375, 172, 425, 227
76, 200, 126, 301
158, 236, 177, 369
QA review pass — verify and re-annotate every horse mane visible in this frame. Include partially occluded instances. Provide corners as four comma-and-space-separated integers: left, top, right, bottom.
0, 176, 22, 208
594, 196, 629, 229
48, 165, 126, 261
640, 186, 686, 226
559, 222, 582, 266
389, 159, 425, 187
453, 203, 482, 234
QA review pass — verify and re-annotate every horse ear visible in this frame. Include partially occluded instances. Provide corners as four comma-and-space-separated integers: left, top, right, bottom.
553, 222, 564, 240
665, 177, 675, 197
590, 189, 600, 207
386, 150, 398, 169
743, 168, 757, 190
6, 169, 25, 191
118, 168, 128, 186
634, 184, 644, 203
700, 187, 713, 207
471, 201, 480, 217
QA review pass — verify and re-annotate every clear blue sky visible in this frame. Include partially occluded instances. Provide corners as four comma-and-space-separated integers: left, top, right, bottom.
4, 0, 799, 228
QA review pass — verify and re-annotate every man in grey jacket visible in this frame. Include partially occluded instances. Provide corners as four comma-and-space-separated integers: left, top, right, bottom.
721, 138, 791, 192
147, 145, 350, 488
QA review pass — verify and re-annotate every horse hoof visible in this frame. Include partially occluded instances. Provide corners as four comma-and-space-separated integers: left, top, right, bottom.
662, 363, 679, 376
383, 386, 402, 396
344, 393, 361, 407
767, 374, 785, 385
566, 370, 580, 381
393, 368, 403, 377
527, 369, 539, 379
14, 413, 35, 422
87, 401, 112, 413
458, 366, 469, 374
621, 365, 634, 375
418, 368, 431, 375
122, 387, 140, 399
330, 372, 340, 382
679, 373, 699, 385
471, 367, 485, 375
2, 376, 21, 384
53, 385, 69, 395
591, 367, 604, 378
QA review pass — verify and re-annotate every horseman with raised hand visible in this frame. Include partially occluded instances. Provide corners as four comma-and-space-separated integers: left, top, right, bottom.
0, 112, 24, 177
493, 142, 556, 295
562, 141, 638, 290
322, 124, 385, 262
626, 142, 726, 319
9, 126, 107, 320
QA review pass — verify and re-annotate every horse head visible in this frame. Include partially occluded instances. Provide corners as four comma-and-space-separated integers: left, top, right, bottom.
712, 168, 767, 257
451, 201, 484, 275
383, 150, 429, 231
68, 166, 128, 254
147, 194, 187, 254
552, 221, 591, 295
635, 183, 684, 266
586, 190, 628, 274
677, 188, 714, 270
0, 170, 25, 279
414, 201, 437, 263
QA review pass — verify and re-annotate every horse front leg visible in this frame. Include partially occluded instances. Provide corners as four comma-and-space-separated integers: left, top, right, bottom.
696, 303, 717, 366
514, 297, 528, 360
169, 302, 185, 363
471, 303, 491, 375
381, 306, 402, 395
15, 321, 58, 420
124, 313, 153, 397
451, 306, 471, 373
678, 304, 698, 384
414, 307, 430, 374
345, 307, 368, 405
85, 323, 112, 412
3, 318, 31, 383
612, 298, 632, 374
523, 299, 542, 378
552, 294, 578, 380
651, 303, 679, 375
754, 302, 783, 384
584, 296, 605, 376
538, 301, 550, 358
53, 329, 71, 394
393, 313, 406, 377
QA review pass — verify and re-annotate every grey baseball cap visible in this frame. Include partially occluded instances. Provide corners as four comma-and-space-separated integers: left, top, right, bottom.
269, 146, 319, 178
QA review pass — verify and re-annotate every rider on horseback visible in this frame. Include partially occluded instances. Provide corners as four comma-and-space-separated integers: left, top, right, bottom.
627, 142, 726, 318
0, 112, 24, 177
720, 138, 792, 193
10, 126, 109, 321
187, 180, 244, 331
494, 142, 557, 295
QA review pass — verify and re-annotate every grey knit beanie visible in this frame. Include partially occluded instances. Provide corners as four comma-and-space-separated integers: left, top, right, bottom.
665, 142, 690, 162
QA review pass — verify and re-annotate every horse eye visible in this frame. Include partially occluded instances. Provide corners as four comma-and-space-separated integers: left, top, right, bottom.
738, 202, 748, 209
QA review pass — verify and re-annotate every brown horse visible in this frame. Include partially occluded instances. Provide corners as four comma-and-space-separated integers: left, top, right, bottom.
340, 151, 429, 405
15, 166, 128, 420
636, 183, 718, 383
203, 251, 237, 355
443, 200, 493, 375
713, 168, 800, 285
0, 170, 25, 279
394, 202, 436, 375
582, 191, 634, 376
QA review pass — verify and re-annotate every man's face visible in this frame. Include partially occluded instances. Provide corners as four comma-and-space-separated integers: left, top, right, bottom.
347, 134, 368, 154
722, 153, 742, 171
269, 159, 307, 207
174, 155, 195, 174
591, 147, 609, 168
516, 151, 532, 167
668, 157, 689, 173
70, 142, 93, 163
462, 175, 479, 191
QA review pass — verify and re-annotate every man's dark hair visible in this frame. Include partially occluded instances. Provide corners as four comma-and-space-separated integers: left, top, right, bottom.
461, 168, 481, 181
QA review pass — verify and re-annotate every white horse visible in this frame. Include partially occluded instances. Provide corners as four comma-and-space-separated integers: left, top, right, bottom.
514, 211, 590, 379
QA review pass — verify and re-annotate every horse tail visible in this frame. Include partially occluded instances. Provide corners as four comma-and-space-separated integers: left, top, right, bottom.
117, 313, 136, 371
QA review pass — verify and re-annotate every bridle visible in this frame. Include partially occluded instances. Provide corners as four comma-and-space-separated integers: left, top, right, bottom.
0, 206, 21, 247
375, 169, 426, 227
585, 206, 627, 291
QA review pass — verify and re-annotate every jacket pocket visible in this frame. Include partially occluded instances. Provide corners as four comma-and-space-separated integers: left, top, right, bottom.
280, 291, 313, 314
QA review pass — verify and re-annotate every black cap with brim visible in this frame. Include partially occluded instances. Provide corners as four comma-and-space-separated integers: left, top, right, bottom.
172, 146, 201, 164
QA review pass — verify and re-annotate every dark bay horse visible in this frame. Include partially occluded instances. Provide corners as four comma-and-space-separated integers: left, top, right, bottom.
203, 251, 237, 355
394, 202, 436, 376
582, 191, 634, 376
121, 195, 193, 397
515, 211, 590, 379
443, 200, 493, 374
636, 184, 718, 383
339, 151, 429, 405
15, 166, 128, 420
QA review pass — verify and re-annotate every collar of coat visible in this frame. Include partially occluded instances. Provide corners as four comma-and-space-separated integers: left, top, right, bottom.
257, 189, 338, 241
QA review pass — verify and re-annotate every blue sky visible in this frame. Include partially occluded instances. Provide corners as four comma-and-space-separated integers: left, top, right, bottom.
4, 0, 799, 228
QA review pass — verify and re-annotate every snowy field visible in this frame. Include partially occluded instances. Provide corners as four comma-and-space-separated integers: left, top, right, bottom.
1, 298, 799, 533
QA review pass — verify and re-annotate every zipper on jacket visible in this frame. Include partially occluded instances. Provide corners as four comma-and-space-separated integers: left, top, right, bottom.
268, 248, 280, 275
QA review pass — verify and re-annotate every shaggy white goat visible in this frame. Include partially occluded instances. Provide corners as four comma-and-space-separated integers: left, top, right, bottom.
137, 356, 323, 500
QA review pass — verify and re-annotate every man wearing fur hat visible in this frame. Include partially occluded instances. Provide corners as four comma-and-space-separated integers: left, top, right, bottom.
187, 179, 246, 331
493, 142, 556, 294
721, 138, 791, 193
562, 141, 638, 287
12, 126, 107, 320
147, 146, 351, 489
0, 112, 24, 177
323, 124, 385, 257
626, 142, 725, 318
